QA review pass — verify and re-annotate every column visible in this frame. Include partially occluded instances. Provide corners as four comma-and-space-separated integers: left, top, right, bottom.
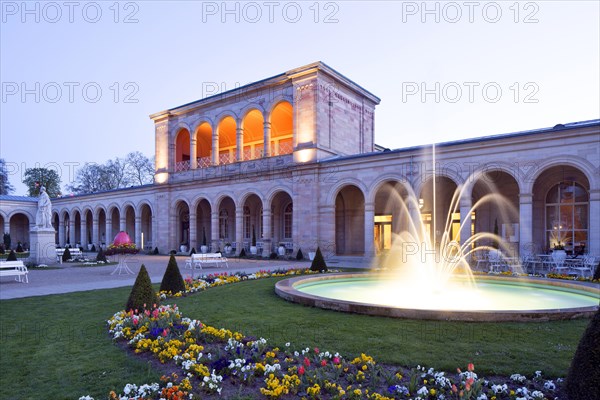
459, 196, 472, 250
212, 132, 219, 165
364, 202, 375, 258
168, 143, 175, 172
80, 216, 86, 246
235, 208, 243, 254
263, 121, 272, 157
588, 189, 600, 256
519, 193, 533, 256
189, 211, 197, 250
190, 138, 198, 169
58, 220, 65, 246
211, 211, 219, 252
92, 217, 99, 247
262, 207, 272, 257
105, 219, 112, 246
236, 126, 243, 162
69, 218, 76, 245
134, 217, 142, 249
3, 219, 9, 236
119, 218, 126, 233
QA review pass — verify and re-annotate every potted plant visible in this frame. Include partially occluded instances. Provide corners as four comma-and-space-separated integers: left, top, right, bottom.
224, 242, 232, 254
180, 242, 188, 253
277, 242, 286, 256
200, 228, 208, 254
552, 243, 566, 257
250, 225, 257, 255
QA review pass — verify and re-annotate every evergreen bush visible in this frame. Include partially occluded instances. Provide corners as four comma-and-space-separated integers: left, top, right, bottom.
6, 250, 17, 261
125, 265, 156, 312
91, 244, 96, 252
159, 254, 186, 294
269, 252, 278, 259
593, 262, 600, 281
310, 247, 328, 272
0, 244, 5, 255
296, 248, 304, 260
239, 248, 246, 258
62, 247, 72, 262
169, 250, 176, 255
189, 247, 196, 255
16, 242, 24, 252
96, 248, 107, 263
153, 247, 159, 255
566, 308, 600, 400
3, 233, 11, 250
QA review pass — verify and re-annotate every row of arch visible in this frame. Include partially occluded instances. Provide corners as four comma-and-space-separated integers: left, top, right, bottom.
175, 100, 293, 170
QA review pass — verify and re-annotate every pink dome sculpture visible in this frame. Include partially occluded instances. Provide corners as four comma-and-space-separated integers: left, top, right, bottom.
113, 231, 133, 246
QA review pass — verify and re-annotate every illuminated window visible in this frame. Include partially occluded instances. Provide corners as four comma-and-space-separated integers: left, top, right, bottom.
283, 203, 293, 239
545, 181, 588, 251
219, 210, 229, 240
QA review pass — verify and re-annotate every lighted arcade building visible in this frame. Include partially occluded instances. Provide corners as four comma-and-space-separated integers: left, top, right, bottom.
1, 62, 599, 260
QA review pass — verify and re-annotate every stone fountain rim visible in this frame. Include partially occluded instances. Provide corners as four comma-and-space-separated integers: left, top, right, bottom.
274, 272, 600, 322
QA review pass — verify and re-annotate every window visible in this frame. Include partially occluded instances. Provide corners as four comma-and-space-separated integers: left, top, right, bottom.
243, 206, 251, 239
219, 210, 229, 239
283, 203, 293, 239
545, 181, 588, 251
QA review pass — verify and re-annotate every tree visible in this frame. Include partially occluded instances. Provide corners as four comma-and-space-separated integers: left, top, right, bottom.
566, 308, 600, 400
23, 167, 62, 197
125, 151, 154, 186
310, 247, 328, 272
0, 159, 14, 195
67, 163, 110, 194
159, 255, 186, 294
126, 265, 156, 312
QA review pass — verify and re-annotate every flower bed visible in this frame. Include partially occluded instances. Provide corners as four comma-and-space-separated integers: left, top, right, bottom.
81, 269, 567, 399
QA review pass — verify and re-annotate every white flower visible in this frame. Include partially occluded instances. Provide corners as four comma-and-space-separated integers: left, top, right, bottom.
417, 386, 428, 396
285, 342, 290, 347
477, 395, 488, 400
78, 396, 94, 400
544, 380, 556, 391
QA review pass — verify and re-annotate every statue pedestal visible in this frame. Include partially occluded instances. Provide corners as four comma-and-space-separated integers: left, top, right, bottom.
30, 228, 57, 265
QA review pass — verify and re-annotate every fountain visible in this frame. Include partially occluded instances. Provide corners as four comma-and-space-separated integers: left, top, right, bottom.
276, 146, 599, 322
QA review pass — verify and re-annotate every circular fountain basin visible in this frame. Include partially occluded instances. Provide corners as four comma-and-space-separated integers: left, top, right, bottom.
275, 273, 600, 322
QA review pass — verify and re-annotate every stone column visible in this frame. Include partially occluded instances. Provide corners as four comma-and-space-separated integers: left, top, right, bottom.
92, 217, 99, 247
189, 211, 197, 250
58, 221, 65, 246
134, 216, 142, 248
262, 207, 272, 257
235, 208, 243, 254
459, 196, 472, 249
519, 193, 533, 256
263, 121, 272, 157
119, 218, 126, 233
106, 219, 112, 245
212, 132, 219, 165
190, 138, 198, 169
364, 202, 375, 258
588, 189, 600, 256
80, 216, 86, 246
211, 211, 219, 252
3, 219, 9, 236
69, 218, 76, 246
236, 126, 243, 162
168, 143, 175, 173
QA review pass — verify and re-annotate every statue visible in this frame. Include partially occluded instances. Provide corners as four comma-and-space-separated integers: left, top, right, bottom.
35, 186, 53, 229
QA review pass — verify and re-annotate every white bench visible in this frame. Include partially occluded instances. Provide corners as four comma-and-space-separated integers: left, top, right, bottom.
0, 261, 29, 283
56, 248, 83, 263
185, 253, 229, 270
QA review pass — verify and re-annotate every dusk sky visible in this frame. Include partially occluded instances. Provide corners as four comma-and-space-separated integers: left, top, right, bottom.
2, 1, 599, 195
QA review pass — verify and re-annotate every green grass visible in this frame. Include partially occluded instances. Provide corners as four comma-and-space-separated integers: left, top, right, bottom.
0, 277, 590, 399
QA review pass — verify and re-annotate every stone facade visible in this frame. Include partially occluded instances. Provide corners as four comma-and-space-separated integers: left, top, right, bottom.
1, 62, 599, 259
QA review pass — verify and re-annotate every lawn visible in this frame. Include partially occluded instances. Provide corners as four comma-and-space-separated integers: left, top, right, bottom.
0, 277, 589, 399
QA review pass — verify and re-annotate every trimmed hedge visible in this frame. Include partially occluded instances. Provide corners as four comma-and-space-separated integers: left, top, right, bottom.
6, 250, 17, 261
296, 248, 304, 260
125, 265, 156, 312
96, 248, 107, 263
566, 308, 600, 400
310, 247, 327, 272
62, 247, 72, 262
159, 255, 186, 294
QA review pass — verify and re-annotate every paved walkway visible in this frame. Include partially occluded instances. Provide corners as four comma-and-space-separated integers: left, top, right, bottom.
0, 255, 313, 300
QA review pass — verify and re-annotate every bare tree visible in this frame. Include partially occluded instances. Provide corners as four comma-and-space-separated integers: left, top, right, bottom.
125, 151, 154, 186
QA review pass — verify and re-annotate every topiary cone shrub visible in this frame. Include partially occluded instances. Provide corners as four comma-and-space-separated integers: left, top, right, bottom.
189, 247, 196, 256
91, 244, 96, 252
566, 308, 600, 400
6, 250, 17, 261
159, 254, 186, 294
593, 262, 600, 281
310, 247, 327, 272
239, 248, 246, 258
125, 264, 156, 312
96, 248, 107, 263
153, 247, 159, 255
62, 247, 72, 262
296, 248, 304, 260
16, 242, 23, 252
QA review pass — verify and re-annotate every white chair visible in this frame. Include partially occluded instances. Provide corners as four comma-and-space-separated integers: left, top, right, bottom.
488, 250, 508, 272
549, 251, 569, 274
571, 255, 597, 278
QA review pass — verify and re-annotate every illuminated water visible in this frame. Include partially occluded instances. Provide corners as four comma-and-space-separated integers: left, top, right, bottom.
296, 277, 600, 311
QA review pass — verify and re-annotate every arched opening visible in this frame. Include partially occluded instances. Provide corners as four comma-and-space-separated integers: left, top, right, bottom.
84, 210, 93, 248
175, 128, 191, 172
9, 213, 30, 250
271, 191, 294, 253
63, 212, 71, 245
140, 204, 153, 251
97, 209, 107, 247
270, 101, 293, 155
419, 176, 459, 247
195, 122, 213, 168
335, 185, 365, 255
73, 211, 81, 247
242, 110, 264, 160
242, 194, 263, 252
124, 206, 135, 240
110, 208, 120, 243
373, 181, 410, 254
195, 199, 211, 251
471, 171, 520, 253
217, 116, 237, 164
532, 166, 590, 254
52, 212, 59, 244
217, 197, 235, 249
176, 201, 190, 249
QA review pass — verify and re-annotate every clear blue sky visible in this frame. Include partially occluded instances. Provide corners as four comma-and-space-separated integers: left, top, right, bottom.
2, 1, 599, 195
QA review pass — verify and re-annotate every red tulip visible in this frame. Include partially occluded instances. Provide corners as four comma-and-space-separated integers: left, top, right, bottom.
298, 366, 305, 375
